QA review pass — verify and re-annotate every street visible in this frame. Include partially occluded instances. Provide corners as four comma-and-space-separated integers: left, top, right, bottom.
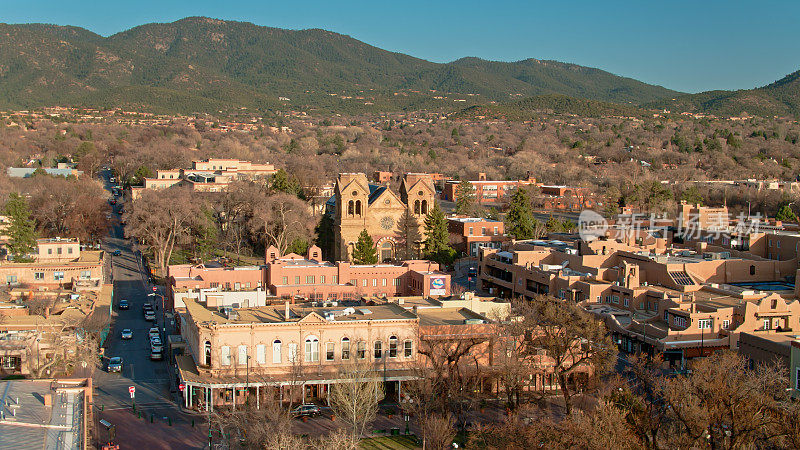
93, 171, 205, 449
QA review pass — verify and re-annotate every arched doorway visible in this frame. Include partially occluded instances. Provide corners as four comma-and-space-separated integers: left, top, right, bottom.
380, 240, 394, 262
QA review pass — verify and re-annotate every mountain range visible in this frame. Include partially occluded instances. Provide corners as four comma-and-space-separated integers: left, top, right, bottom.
0, 16, 797, 117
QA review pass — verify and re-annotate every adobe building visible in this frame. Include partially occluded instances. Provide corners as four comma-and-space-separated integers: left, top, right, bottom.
478, 234, 800, 368
331, 173, 435, 262
130, 158, 277, 200
0, 238, 105, 289
167, 245, 450, 309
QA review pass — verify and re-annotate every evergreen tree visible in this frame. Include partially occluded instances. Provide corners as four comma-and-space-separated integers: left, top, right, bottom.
681, 186, 704, 205
270, 169, 302, 198
776, 204, 797, 222
505, 189, 536, 239
286, 238, 310, 255
352, 229, 378, 264
193, 207, 219, 262
398, 210, 422, 260
455, 180, 476, 216
423, 203, 456, 265
314, 214, 335, 261
484, 206, 500, 221
4, 193, 37, 262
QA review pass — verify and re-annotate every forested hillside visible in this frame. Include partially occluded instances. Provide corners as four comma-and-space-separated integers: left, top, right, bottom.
0, 17, 678, 113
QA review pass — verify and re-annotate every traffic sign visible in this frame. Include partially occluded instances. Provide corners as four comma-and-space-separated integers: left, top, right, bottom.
128, 386, 135, 398
152, 286, 157, 292
178, 383, 185, 392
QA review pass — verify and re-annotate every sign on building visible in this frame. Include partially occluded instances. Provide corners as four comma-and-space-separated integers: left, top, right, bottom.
430, 277, 446, 296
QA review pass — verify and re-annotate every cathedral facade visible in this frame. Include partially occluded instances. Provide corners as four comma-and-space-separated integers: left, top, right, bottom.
332, 173, 435, 262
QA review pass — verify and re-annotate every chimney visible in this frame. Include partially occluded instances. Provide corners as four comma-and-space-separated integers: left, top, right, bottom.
44, 307, 50, 318
284, 301, 290, 319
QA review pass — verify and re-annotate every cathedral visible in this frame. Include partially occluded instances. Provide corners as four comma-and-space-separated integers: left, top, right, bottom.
329, 173, 435, 262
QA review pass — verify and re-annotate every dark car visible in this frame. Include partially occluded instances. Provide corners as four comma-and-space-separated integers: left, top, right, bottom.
107, 357, 123, 373
112, 250, 122, 256
119, 299, 129, 310
291, 404, 321, 418
467, 267, 478, 277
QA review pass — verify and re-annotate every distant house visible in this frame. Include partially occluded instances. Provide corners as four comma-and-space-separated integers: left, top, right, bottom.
6, 167, 83, 178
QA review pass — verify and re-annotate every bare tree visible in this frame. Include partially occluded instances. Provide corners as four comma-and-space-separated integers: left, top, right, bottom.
328, 360, 384, 445
512, 297, 617, 415
660, 351, 791, 449
124, 187, 201, 275
249, 192, 314, 255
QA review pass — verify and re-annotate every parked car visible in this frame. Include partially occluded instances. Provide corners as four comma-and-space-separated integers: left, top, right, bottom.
119, 299, 129, 310
145, 311, 156, 322
121, 329, 133, 339
107, 357, 123, 373
148, 327, 160, 339
150, 350, 163, 361
150, 336, 162, 346
291, 404, 321, 418
112, 250, 121, 256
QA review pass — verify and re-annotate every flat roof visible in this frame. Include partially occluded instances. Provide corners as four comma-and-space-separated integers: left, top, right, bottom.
184, 297, 416, 325
417, 307, 486, 326
0, 379, 86, 449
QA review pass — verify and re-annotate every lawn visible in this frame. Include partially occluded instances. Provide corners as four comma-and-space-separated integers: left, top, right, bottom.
359, 435, 420, 450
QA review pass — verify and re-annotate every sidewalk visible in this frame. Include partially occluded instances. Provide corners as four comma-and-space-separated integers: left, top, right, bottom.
96, 406, 207, 449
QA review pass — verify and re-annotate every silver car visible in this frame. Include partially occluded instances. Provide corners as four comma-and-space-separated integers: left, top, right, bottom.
121, 329, 133, 339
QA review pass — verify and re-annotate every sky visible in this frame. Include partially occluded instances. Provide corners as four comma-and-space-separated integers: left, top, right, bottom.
4, 1, 799, 93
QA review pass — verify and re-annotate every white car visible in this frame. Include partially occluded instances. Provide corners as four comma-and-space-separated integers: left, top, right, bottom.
121, 329, 133, 339
148, 327, 160, 339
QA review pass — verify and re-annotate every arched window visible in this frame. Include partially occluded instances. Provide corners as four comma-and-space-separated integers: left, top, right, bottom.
272, 340, 282, 364
204, 341, 212, 366
374, 340, 383, 359
348, 200, 354, 216
305, 336, 319, 362
414, 200, 421, 215
421, 200, 428, 215
389, 336, 398, 358
355, 200, 362, 216
341, 337, 350, 360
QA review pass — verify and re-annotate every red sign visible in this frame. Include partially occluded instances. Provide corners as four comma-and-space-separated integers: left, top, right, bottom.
128, 386, 135, 394
152, 287, 157, 292
178, 383, 185, 392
